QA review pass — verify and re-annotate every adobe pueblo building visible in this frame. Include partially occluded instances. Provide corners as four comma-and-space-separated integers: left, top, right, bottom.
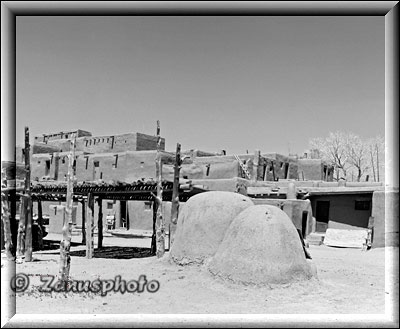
7, 128, 393, 250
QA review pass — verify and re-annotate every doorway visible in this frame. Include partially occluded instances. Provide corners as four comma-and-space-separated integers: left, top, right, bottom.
316, 200, 330, 232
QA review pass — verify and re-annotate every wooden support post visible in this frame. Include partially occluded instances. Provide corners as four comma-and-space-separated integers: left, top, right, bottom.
171, 143, 181, 225
151, 199, 157, 255
24, 127, 33, 262
86, 193, 94, 259
271, 160, 276, 181
58, 134, 76, 282
16, 196, 27, 262
253, 150, 260, 182
97, 198, 103, 249
81, 200, 86, 245
36, 200, 44, 250
155, 120, 165, 258
1, 168, 15, 260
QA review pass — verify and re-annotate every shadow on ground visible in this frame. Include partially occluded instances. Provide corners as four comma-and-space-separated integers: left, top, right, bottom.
70, 246, 154, 259
40, 245, 156, 259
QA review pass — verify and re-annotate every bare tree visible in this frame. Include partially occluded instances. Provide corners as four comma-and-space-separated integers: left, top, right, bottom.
345, 133, 369, 182
309, 132, 385, 182
366, 135, 385, 182
309, 131, 351, 181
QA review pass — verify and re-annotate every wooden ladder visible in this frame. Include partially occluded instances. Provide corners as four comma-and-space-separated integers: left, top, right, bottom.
234, 154, 252, 179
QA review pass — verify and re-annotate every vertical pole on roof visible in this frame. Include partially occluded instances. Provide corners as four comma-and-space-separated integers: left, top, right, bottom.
253, 150, 260, 182
86, 193, 94, 258
1, 168, 15, 260
58, 134, 76, 282
97, 198, 103, 249
155, 120, 165, 258
24, 127, 33, 262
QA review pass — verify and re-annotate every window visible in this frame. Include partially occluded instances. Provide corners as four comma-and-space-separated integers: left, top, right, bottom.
85, 157, 89, 170
107, 202, 114, 210
355, 200, 371, 211
113, 155, 118, 168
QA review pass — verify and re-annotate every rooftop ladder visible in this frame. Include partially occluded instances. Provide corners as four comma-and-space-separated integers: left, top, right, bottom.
234, 154, 252, 180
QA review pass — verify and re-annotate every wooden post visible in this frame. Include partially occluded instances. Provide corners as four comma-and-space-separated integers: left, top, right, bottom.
24, 127, 33, 262
271, 160, 276, 181
36, 199, 44, 250
1, 168, 15, 260
155, 120, 165, 258
253, 150, 260, 182
97, 198, 103, 249
376, 144, 380, 182
171, 143, 181, 225
86, 193, 94, 259
81, 200, 86, 244
150, 199, 157, 255
16, 195, 27, 263
58, 134, 76, 282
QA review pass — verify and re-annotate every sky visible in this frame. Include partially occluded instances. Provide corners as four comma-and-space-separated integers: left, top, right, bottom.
14, 16, 385, 156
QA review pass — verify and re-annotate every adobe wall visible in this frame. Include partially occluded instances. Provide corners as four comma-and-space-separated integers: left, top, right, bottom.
251, 198, 314, 237
297, 159, 323, 180
34, 129, 92, 143
371, 189, 399, 248
32, 143, 61, 154
190, 178, 250, 194
310, 193, 373, 229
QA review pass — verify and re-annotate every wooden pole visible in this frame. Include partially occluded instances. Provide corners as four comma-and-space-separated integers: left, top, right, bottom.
97, 198, 103, 249
86, 193, 94, 259
16, 196, 27, 263
171, 143, 181, 225
81, 200, 86, 245
151, 199, 157, 255
1, 168, 15, 260
36, 199, 44, 250
253, 150, 260, 182
370, 146, 376, 182
376, 144, 380, 182
155, 120, 165, 258
58, 134, 76, 283
24, 127, 33, 262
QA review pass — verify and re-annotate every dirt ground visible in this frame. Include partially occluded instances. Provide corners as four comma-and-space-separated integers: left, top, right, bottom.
1, 234, 398, 322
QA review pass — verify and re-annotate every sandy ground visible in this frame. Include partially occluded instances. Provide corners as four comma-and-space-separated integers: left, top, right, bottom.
1, 234, 398, 321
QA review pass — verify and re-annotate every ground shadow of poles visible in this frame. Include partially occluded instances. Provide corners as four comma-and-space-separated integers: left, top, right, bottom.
40, 245, 157, 259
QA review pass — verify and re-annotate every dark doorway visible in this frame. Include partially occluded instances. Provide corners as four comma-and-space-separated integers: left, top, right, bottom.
316, 200, 330, 232
120, 201, 127, 229
45, 160, 51, 176
301, 211, 308, 237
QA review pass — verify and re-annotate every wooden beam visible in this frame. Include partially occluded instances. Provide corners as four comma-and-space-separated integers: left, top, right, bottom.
171, 143, 181, 225
24, 127, 33, 262
97, 198, 103, 249
253, 150, 260, 182
1, 168, 15, 260
16, 196, 27, 263
155, 120, 165, 258
151, 198, 157, 255
86, 193, 94, 259
81, 200, 86, 245
36, 199, 44, 250
58, 134, 76, 282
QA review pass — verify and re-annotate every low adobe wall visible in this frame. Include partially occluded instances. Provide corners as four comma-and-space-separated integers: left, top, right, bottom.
371, 189, 399, 248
